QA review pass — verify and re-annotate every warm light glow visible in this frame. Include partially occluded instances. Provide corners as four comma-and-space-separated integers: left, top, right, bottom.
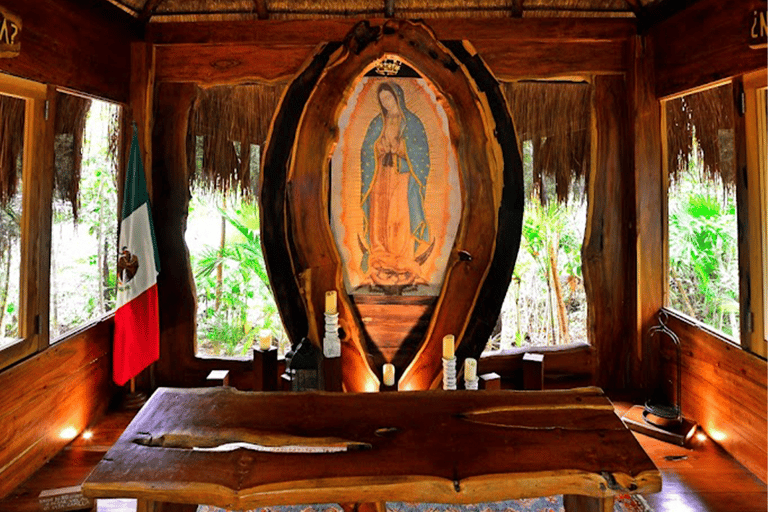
696, 432, 708, 442
383, 364, 395, 386
709, 429, 727, 442
81, 430, 93, 440
259, 330, 272, 351
464, 358, 477, 381
443, 334, 455, 359
325, 291, 337, 315
59, 427, 78, 440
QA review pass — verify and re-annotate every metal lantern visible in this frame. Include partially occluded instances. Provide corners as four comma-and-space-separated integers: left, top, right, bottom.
287, 337, 320, 391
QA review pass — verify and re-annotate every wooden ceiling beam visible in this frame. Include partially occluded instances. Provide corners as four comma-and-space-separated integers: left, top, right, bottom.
140, 0, 166, 21
254, 0, 269, 20
147, 17, 637, 45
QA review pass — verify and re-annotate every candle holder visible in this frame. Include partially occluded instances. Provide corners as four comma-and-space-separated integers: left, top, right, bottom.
323, 312, 341, 358
442, 357, 457, 390
464, 377, 479, 390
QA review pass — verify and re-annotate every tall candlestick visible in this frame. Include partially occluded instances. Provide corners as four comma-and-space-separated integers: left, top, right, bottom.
325, 290, 337, 315
442, 334, 455, 360
383, 364, 395, 387
464, 358, 477, 381
259, 330, 272, 351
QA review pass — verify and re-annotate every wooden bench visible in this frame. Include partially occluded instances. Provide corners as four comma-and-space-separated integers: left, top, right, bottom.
82, 387, 660, 512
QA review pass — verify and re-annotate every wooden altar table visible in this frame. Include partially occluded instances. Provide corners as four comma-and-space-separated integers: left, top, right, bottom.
82, 387, 660, 512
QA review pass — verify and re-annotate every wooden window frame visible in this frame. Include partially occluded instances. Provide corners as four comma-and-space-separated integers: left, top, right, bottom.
0, 73, 54, 370
661, 72, 768, 358
743, 70, 767, 357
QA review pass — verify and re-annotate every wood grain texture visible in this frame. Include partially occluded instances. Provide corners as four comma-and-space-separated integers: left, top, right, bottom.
352, 296, 436, 372
146, 18, 636, 45
630, 35, 663, 391
155, 44, 315, 85
652, 0, 767, 99
0, 318, 114, 499
153, 39, 626, 85
478, 344, 594, 387
662, 311, 767, 483
0, 0, 139, 102
733, 76, 754, 352
82, 387, 660, 508
130, 42, 156, 200
583, 76, 635, 391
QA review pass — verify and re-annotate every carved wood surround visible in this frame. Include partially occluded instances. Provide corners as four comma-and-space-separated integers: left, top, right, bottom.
261, 20, 524, 391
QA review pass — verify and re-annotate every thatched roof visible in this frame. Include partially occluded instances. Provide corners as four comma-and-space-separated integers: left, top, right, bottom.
188, 83, 286, 195
0, 95, 24, 208
186, 79, 591, 204
104, 0, 678, 22
54, 92, 91, 219
665, 83, 736, 188
503, 80, 592, 203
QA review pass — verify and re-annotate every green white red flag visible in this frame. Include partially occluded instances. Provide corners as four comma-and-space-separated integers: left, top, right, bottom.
113, 124, 160, 386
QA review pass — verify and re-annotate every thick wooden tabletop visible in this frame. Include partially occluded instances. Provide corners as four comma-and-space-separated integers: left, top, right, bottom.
82, 387, 660, 509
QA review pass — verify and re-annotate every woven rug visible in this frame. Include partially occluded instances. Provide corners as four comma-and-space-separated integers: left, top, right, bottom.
197, 495, 653, 512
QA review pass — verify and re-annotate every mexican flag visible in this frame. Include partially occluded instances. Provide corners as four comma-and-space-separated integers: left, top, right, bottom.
113, 125, 160, 386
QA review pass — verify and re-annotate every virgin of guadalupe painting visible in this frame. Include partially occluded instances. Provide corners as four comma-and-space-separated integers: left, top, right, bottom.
360, 82, 433, 288
331, 72, 461, 296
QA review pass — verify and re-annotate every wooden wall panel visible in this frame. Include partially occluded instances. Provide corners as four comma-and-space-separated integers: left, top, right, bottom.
478, 343, 595, 388
653, 0, 767, 98
663, 312, 767, 483
0, 0, 139, 102
0, 318, 114, 499
154, 40, 627, 85
147, 18, 636, 45
155, 44, 316, 85
149, 18, 631, 85
584, 76, 636, 391
630, 35, 664, 391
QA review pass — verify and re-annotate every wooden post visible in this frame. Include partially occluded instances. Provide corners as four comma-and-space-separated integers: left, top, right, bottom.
323, 357, 344, 392
563, 495, 613, 512
253, 347, 278, 391
522, 352, 544, 390
206, 370, 229, 387
479, 372, 501, 390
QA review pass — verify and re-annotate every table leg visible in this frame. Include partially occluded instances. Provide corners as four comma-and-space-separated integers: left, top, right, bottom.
563, 495, 613, 512
137, 500, 198, 512
137, 500, 156, 512
340, 502, 386, 512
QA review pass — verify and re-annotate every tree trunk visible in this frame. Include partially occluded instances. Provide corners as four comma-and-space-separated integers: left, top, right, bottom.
215, 194, 226, 311
549, 236, 570, 345
96, 179, 105, 314
0, 247, 10, 333
51, 234, 58, 338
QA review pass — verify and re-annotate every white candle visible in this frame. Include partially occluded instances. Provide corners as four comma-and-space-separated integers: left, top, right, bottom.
325, 290, 337, 315
464, 358, 477, 381
383, 364, 395, 386
443, 334, 455, 359
259, 330, 272, 351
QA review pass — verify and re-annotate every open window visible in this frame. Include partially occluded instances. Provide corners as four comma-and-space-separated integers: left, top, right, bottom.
49, 92, 121, 342
486, 80, 591, 352
185, 84, 289, 359
663, 76, 767, 357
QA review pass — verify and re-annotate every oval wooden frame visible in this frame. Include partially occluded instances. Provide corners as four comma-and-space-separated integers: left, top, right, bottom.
261, 20, 524, 391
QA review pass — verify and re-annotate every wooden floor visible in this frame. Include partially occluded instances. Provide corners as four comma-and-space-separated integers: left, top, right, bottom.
0, 402, 765, 512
